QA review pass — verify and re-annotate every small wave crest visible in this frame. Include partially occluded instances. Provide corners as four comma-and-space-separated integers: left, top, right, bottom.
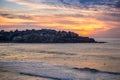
72, 67, 120, 75
19, 72, 69, 80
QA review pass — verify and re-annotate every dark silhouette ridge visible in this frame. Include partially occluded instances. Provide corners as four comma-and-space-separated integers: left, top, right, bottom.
0, 29, 103, 43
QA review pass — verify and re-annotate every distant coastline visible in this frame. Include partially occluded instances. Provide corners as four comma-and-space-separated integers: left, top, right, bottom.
0, 29, 105, 43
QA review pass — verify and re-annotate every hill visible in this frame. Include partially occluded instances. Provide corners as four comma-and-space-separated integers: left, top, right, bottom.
0, 29, 97, 43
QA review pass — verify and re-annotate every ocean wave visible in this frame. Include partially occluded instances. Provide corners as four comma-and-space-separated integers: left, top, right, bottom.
14, 48, 75, 55
19, 72, 69, 80
72, 67, 120, 75
83, 55, 120, 60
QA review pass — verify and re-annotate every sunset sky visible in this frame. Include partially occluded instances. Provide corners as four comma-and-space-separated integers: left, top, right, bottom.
0, 0, 120, 37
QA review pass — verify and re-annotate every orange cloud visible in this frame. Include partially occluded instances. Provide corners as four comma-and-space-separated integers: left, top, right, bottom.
0, 13, 107, 36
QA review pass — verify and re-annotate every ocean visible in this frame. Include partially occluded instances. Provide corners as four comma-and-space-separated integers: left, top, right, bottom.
0, 38, 120, 80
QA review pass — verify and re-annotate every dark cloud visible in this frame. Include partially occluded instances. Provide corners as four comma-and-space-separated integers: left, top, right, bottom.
59, 0, 119, 9
24, 0, 117, 9
0, 13, 32, 19
114, 0, 120, 8
0, 13, 15, 19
